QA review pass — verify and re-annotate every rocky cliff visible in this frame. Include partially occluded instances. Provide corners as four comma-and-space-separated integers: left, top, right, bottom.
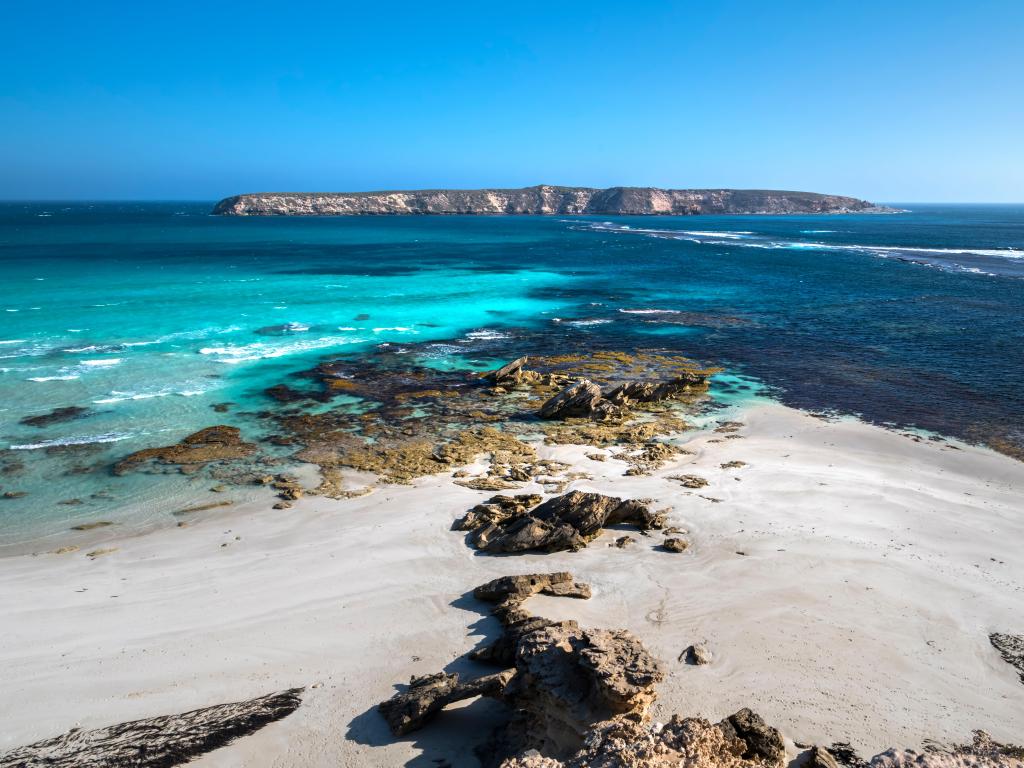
212, 185, 891, 216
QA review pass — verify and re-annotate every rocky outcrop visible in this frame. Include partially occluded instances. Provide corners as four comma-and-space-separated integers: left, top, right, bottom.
605, 372, 711, 405
538, 380, 605, 420
113, 426, 256, 475
538, 371, 710, 422
990, 633, 1024, 684
455, 491, 664, 553
0, 688, 303, 768
378, 572, 789, 768
213, 186, 892, 216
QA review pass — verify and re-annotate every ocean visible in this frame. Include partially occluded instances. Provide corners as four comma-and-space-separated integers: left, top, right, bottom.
1, 202, 1022, 550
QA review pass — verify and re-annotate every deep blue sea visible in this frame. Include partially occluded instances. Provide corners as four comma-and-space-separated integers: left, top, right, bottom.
1, 202, 1022, 550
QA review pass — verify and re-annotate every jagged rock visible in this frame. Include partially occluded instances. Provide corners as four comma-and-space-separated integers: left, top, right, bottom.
455, 494, 543, 532
378, 670, 512, 737
378, 574, 799, 768
0, 688, 303, 768
461, 491, 663, 554
488, 357, 530, 384
719, 708, 786, 766
538, 381, 604, 420
990, 633, 1024, 684
614, 536, 635, 548
495, 626, 664, 760
662, 538, 688, 553
113, 426, 256, 475
604, 372, 710, 405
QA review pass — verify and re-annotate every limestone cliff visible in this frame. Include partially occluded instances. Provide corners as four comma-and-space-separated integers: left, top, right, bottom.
212, 185, 892, 216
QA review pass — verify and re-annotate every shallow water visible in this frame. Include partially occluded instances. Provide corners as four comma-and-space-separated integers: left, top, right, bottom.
1, 202, 1022, 548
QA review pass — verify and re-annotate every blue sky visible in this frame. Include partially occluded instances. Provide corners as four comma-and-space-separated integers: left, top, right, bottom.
1, 1, 1022, 201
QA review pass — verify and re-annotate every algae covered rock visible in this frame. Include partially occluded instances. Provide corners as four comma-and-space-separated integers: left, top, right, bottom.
113, 426, 256, 475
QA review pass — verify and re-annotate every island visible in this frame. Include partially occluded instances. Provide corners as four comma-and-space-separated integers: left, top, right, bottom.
212, 185, 893, 216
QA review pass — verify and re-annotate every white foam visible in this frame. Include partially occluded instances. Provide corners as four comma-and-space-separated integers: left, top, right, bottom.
618, 309, 682, 315
80, 358, 122, 367
27, 375, 80, 382
567, 319, 612, 326
0, 340, 26, 345
9, 432, 132, 450
199, 336, 365, 364
464, 330, 510, 340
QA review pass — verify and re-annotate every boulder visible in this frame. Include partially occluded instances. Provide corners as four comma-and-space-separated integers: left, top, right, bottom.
718, 708, 786, 766
460, 491, 663, 554
538, 381, 603, 420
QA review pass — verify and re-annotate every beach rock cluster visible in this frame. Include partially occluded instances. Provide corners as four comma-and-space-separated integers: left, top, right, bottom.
378, 572, 790, 768
537, 370, 709, 422
455, 491, 665, 553
0, 688, 303, 768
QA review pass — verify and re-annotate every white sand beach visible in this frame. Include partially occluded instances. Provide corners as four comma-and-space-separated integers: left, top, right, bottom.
1, 402, 1022, 765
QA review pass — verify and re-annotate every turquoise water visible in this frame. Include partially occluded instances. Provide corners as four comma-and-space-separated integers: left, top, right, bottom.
1, 202, 1022, 549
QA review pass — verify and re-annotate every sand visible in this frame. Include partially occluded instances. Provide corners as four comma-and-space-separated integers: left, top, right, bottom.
1, 402, 1022, 765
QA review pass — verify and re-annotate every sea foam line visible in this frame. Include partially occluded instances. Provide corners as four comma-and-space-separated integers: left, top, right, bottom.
9, 432, 133, 451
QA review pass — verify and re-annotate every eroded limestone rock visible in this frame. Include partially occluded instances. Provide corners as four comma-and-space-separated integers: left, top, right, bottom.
459, 491, 663, 554
0, 688, 302, 768
538, 380, 605, 420
378, 671, 512, 737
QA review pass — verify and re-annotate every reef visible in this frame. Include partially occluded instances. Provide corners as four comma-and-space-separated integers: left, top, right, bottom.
260, 349, 715, 488
213, 186, 893, 216
113, 425, 256, 476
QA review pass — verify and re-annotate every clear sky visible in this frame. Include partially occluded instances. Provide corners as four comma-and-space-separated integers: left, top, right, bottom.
1, 1, 1022, 202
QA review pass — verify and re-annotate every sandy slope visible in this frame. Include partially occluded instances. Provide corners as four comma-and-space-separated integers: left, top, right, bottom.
0, 402, 1021, 766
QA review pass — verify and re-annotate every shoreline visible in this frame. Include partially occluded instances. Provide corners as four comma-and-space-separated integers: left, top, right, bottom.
1, 400, 1022, 764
